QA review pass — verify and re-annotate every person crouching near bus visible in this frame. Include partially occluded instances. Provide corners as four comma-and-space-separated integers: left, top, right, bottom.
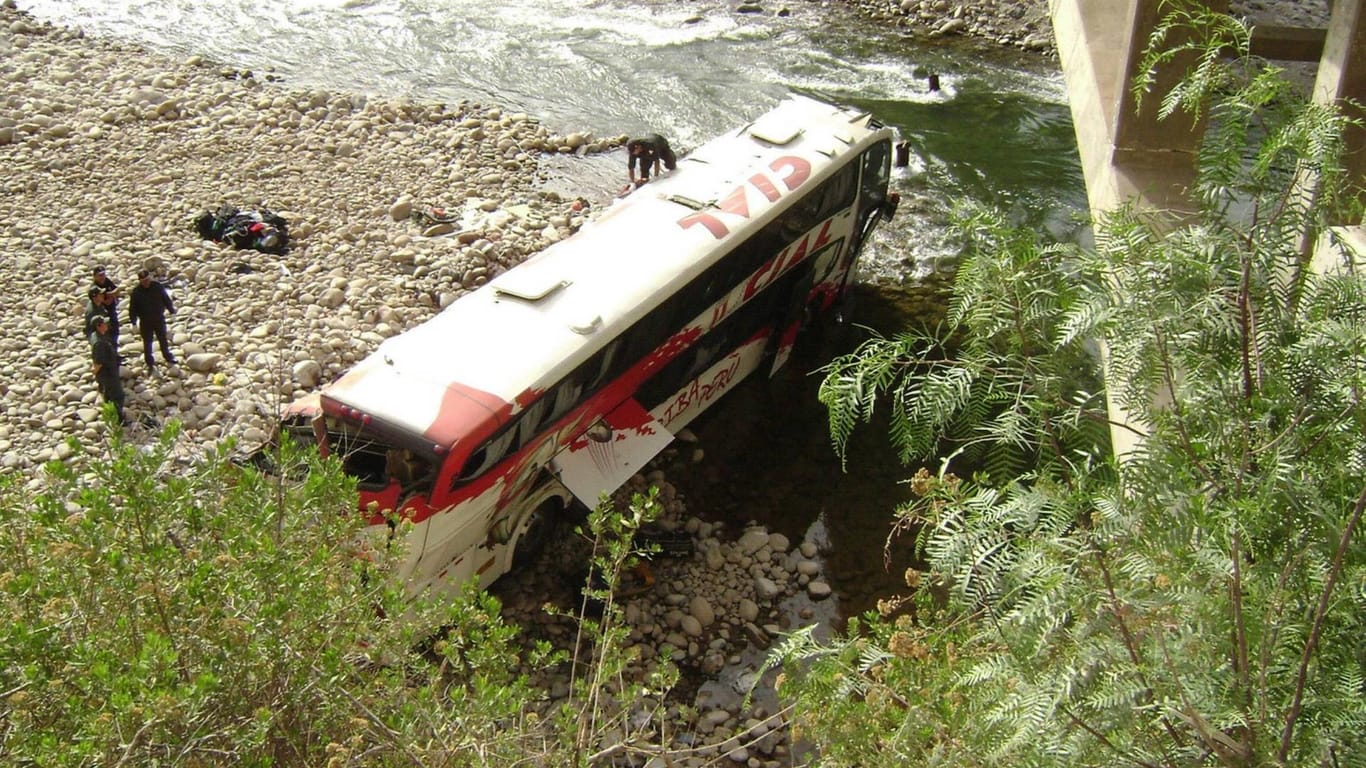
89, 315, 128, 426
626, 133, 678, 189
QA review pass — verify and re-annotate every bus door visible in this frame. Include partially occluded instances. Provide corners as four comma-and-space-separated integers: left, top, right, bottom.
847, 141, 895, 270
832, 142, 896, 318
766, 263, 816, 377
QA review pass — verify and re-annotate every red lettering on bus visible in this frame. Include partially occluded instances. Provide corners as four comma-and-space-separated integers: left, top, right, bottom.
661, 352, 743, 425
717, 186, 750, 219
811, 218, 832, 251
678, 155, 812, 240
785, 234, 810, 271
770, 155, 811, 190
749, 173, 781, 202
743, 246, 785, 300
740, 214, 836, 301
708, 298, 730, 331
678, 211, 730, 239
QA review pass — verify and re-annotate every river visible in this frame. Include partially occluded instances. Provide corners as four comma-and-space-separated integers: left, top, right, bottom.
17, 0, 1085, 619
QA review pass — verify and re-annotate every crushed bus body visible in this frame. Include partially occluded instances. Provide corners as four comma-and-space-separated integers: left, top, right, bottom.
278, 94, 899, 594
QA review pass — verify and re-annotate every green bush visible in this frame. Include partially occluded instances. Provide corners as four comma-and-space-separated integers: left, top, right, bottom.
0, 425, 554, 766
775, 6, 1366, 766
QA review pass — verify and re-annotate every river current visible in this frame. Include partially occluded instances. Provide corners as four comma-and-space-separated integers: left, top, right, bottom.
17, 0, 1086, 618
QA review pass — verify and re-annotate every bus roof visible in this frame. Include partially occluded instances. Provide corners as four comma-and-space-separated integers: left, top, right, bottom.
320, 94, 889, 447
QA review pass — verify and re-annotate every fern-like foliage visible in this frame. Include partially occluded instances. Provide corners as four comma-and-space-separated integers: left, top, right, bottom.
818, 203, 1113, 484
778, 3, 1366, 766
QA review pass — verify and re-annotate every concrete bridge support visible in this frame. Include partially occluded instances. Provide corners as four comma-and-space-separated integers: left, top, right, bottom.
1315, 0, 1365, 220
1049, 0, 1364, 458
1053, 0, 1362, 216
1050, 0, 1227, 218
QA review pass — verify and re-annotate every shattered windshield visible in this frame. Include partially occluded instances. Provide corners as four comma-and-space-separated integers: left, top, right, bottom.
283, 414, 438, 494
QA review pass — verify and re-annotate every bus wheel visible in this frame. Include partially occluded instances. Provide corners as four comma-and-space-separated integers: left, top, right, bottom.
512, 500, 558, 569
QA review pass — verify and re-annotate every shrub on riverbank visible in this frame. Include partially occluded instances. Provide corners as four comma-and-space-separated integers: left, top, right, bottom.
0, 425, 556, 764
0, 419, 692, 766
774, 6, 1366, 766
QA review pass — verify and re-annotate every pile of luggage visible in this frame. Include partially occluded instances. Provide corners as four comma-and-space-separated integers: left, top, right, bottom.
194, 206, 290, 255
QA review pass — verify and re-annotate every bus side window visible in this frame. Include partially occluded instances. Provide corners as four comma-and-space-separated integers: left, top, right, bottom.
552, 339, 620, 420
636, 281, 785, 409
860, 142, 890, 203
753, 213, 787, 258
585, 339, 620, 391
345, 444, 390, 489
518, 397, 550, 449
614, 307, 672, 382
683, 334, 725, 382
455, 424, 518, 484
551, 378, 584, 423
386, 448, 432, 490
677, 269, 726, 316
822, 164, 858, 217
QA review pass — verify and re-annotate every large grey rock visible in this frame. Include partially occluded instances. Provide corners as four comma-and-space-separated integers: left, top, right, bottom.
737, 528, 770, 554
185, 353, 222, 372
292, 359, 322, 388
737, 598, 759, 623
754, 576, 781, 601
318, 288, 346, 308
680, 615, 703, 637
689, 596, 715, 627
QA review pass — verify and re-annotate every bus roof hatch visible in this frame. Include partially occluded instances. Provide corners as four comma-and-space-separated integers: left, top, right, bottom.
748, 120, 803, 145
494, 274, 570, 301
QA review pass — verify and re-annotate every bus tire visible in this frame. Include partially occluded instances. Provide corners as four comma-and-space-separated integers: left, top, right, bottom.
512, 499, 559, 569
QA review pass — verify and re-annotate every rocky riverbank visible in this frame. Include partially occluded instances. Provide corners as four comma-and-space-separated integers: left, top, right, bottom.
0, 2, 615, 472
845, 0, 1055, 53
495, 468, 837, 766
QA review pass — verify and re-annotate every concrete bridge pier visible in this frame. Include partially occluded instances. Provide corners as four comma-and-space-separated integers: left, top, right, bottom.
1049, 0, 1364, 459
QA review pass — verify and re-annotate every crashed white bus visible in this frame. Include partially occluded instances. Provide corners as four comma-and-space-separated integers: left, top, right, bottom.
279, 94, 899, 593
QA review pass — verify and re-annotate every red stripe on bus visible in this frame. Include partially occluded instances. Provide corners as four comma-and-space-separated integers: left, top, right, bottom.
424, 382, 513, 448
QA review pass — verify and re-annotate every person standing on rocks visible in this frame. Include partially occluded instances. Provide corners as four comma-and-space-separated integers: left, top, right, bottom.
128, 268, 178, 372
91, 265, 122, 345
83, 287, 116, 343
626, 133, 677, 188
89, 315, 127, 425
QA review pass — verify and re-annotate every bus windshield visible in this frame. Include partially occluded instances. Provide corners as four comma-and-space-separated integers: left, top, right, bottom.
282, 413, 437, 493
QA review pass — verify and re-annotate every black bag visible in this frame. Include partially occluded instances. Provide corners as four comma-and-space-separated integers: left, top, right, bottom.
195, 206, 290, 255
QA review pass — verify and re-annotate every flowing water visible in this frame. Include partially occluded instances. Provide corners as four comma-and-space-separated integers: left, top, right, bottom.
18, 0, 1086, 619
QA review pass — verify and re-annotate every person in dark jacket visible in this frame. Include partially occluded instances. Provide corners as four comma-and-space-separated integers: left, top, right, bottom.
91, 265, 121, 344
128, 269, 178, 370
83, 287, 114, 343
89, 315, 127, 424
626, 133, 678, 186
